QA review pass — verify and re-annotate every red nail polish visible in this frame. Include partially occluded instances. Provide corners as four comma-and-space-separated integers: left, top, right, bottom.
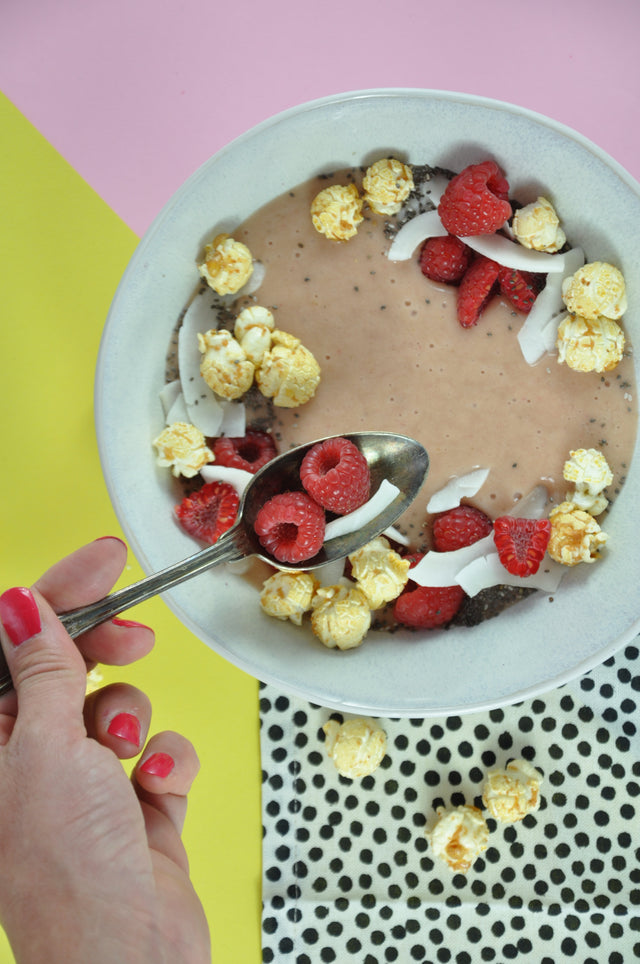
107, 712, 141, 746
0, 587, 42, 646
111, 617, 152, 631
140, 752, 175, 778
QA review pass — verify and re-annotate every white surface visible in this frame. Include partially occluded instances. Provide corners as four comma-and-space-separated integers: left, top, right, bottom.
95, 89, 640, 717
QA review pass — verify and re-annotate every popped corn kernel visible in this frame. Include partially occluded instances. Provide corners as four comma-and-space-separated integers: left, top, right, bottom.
85, 666, 104, 695
198, 233, 253, 295
362, 158, 414, 216
547, 501, 608, 566
425, 805, 489, 874
561, 261, 627, 321
512, 196, 566, 253
310, 183, 364, 241
322, 717, 387, 778
255, 329, 321, 407
310, 584, 371, 650
234, 305, 275, 365
198, 329, 255, 400
482, 759, 542, 823
348, 536, 410, 610
556, 314, 625, 373
152, 421, 214, 478
260, 570, 319, 626
563, 448, 613, 515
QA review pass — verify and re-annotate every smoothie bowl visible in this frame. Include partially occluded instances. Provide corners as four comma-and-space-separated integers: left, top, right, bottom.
95, 89, 640, 716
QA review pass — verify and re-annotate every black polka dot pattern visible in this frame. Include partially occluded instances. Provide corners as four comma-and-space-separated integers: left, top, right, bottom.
260, 642, 640, 962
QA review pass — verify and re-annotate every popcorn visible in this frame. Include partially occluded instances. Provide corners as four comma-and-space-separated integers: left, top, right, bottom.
348, 536, 410, 610
234, 305, 275, 365
561, 261, 627, 321
310, 183, 364, 241
512, 196, 566, 253
482, 759, 542, 823
260, 570, 318, 626
152, 421, 214, 478
556, 314, 625, 373
310, 584, 371, 650
563, 448, 613, 515
198, 233, 253, 295
425, 805, 489, 874
322, 717, 387, 778
547, 500, 608, 566
198, 329, 255, 400
362, 158, 414, 216
256, 329, 321, 407
85, 666, 104, 695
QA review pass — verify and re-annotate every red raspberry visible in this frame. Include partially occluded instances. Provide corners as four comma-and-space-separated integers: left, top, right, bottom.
419, 235, 472, 284
498, 268, 543, 314
392, 553, 464, 629
300, 437, 370, 515
210, 428, 277, 473
432, 505, 493, 552
254, 491, 325, 564
456, 255, 501, 328
438, 160, 512, 237
175, 481, 239, 545
493, 516, 551, 577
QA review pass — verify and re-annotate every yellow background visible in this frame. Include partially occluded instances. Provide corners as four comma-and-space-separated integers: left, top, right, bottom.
0, 92, 261, 962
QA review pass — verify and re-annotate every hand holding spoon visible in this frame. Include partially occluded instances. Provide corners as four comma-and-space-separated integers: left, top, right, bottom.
0, 432, 428, 695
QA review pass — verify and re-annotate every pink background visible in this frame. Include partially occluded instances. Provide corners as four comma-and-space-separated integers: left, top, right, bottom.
2, 0, 640, 237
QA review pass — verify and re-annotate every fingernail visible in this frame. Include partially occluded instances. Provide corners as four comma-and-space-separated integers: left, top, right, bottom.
94, 536, 127, 547
140, 752, 175, 778
111, 617, 152, 631
107, 712, 141, 746
0, 587, 42, 646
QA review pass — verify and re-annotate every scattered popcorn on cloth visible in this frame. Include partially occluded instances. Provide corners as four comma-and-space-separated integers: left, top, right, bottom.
310, 183, 364, 241
198, 328, 255, 399
152, 421, 214, 477
347, 536, 410, 610
260, 571, 319, 626
512, 196, 566, 253
563, 448, 613, 515
198, 233, 253, 295
547, 501, 608, 566
425, 804, 489, 873
322, 717, 387, 778
556, 313, 625, 373
482, 758, 542, 823
234, 305, 275, 365
362, 158, 414, 216
561, 261, 627, 321
256, 329, 321, 407
311, 584, 371, 650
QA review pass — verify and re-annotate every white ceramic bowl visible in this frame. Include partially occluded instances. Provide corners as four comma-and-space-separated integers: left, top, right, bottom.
95, 89, 640, 717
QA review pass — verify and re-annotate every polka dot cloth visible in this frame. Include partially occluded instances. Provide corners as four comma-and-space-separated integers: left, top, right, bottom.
260, 640, 640, 962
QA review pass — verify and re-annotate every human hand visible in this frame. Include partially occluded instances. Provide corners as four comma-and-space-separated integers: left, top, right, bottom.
0, 538, 211, 964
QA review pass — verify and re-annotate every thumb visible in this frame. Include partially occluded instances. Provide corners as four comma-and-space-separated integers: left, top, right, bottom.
0, 586, 87, 726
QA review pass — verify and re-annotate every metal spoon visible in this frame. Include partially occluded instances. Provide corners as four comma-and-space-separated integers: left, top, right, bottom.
0, 431, 428, 696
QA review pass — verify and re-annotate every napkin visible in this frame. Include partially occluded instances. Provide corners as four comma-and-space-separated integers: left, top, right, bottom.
260, 639, 640, 962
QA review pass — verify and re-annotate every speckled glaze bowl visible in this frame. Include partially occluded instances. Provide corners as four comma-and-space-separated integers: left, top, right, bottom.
95, 89, 640, 716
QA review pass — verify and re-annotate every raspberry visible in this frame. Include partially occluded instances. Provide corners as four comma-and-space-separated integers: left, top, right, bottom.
493, 516, 551, 577
175, 481, 239, 545
393, 555, 465, 629
210, 428, 277, 473
254, 491, 326, 564
438, 160, 512, 237
432, 505, 493, 552
419, 235, 472, 284
456, 255, 501, 328
300, 437, 370, 515
498, 268, 543, 314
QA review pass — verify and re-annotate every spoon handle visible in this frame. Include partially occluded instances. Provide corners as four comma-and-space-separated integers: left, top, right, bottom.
0, 526, 247, 696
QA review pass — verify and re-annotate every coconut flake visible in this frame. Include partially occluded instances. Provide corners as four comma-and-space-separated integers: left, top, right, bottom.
383, 525, 411, 547
387, 210, 448, 262
239, 260, 266, 296
410, 534, 495, 587
463, 233, 567, 273
324, 479, 400, 541
159, 379, 182, 418
200, 464, 253, 497
179, 293, 219, 406
218, 400, 247, 437
456, 552, 564, 597
506, 485, 550, 520
314, 558, 347, 587
165, 391, 190, 426
517, 247, 585, 364
426, 467, 490, 514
